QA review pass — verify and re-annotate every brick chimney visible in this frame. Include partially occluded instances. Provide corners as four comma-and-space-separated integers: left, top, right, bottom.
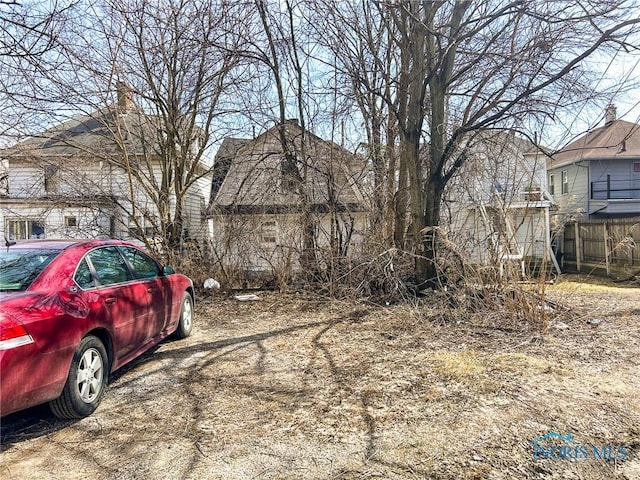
116, 81, 133, 112
605, 104, 617, 125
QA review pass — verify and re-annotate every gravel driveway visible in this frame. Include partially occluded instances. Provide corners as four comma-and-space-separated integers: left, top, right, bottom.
1, 278, 639, 479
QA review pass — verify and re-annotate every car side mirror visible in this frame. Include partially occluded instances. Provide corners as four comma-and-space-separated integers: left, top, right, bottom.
162, 266, 175, 275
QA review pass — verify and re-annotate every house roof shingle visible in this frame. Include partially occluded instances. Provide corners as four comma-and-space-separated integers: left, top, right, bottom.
549, 119, 640, 168
210, 121, 367, 212
6, 104, 164, 159
3, 103, 211, 176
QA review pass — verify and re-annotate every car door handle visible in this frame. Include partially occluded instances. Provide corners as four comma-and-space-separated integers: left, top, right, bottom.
147, 287, 156, 294
104, 296, 117, 305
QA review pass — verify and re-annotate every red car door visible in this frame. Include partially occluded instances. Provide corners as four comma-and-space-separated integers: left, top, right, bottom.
118, 246, 170, 335
82, 247, 162, 366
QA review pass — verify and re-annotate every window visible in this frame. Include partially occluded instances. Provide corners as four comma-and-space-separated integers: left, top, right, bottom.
6, 219, 45, 240
86, 247, 132, 286
280, 158, 297, 192
261, 221, 278, 244
561, 170, 569, 194
74, 259, 96, 289
65, 216, 78, 228
634, 162, 640, 173
0, 248, 60, 291
44, 165, 60, 193
145, 214, 158, 236
128, 215, 157, 238
0, 172, 7, 196
549, 174, 555, 195
128, 216, 143, 239
120, 246, 161, 279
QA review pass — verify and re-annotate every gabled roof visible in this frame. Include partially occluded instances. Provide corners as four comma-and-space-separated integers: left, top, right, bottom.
210, 137, 249, 201
5, 104, 162, 158
215, 137, 249, 160
209, 120, 367, 213
3, 103, 212, 177
549, 119, 640, 169
448, 129, 549, 205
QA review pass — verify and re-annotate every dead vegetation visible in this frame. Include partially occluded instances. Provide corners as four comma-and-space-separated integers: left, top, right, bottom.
1, 275, 639, 479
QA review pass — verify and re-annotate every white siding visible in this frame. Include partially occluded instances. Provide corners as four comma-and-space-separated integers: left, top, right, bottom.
2, 154, 213, 244
0, 202, 115, 240
7, 162, 43, 197
445, 134, 552, 267
211, 212, 367, 278
183, 173, 212, 242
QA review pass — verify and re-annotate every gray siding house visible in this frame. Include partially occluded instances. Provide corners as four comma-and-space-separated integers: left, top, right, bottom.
547, 106, 640, 220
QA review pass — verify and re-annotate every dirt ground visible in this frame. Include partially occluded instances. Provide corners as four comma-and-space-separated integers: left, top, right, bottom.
1, 275, 639, 479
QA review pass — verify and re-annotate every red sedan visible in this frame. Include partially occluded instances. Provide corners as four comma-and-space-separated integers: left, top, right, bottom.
0, 239, 194, 419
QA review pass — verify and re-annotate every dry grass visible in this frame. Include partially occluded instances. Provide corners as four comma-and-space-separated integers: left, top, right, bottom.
1, 275, 639, 479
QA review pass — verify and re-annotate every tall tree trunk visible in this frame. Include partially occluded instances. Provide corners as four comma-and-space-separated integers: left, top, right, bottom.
393, 148, 408, 247
415, 1, 468, 287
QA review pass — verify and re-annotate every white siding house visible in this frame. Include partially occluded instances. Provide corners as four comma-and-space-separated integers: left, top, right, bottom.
0, 95, 212, 249
444, 131, 558, 275
208, 120, 368, 284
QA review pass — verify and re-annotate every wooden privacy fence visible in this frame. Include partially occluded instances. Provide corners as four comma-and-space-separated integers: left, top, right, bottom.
563, 217, 640, 277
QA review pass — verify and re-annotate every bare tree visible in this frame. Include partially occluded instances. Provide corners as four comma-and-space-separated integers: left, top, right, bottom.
312, 0, 640, 288
308, 2, 402, 246
0, 0, 73, 140
10, 0, 248, 261
106, 0, 245, 255
5, 0, 640, 291
240, 0, 360, 278
254, 0, 319, 273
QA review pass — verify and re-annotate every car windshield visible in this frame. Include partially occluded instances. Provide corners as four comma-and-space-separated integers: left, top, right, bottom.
0, 248, 61, 291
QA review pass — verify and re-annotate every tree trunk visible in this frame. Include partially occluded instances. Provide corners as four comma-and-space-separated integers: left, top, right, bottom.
421, 177, 445, 288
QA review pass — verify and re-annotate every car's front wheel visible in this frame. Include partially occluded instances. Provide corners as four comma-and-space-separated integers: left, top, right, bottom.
173, 292, 194, 339
49, 335, 108, 419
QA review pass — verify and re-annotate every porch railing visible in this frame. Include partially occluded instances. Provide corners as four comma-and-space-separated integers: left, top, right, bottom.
591, 176, 640, 200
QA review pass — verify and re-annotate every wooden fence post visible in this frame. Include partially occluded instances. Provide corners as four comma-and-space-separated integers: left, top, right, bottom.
604, 222, 610, 276
574, 221, 581, 272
